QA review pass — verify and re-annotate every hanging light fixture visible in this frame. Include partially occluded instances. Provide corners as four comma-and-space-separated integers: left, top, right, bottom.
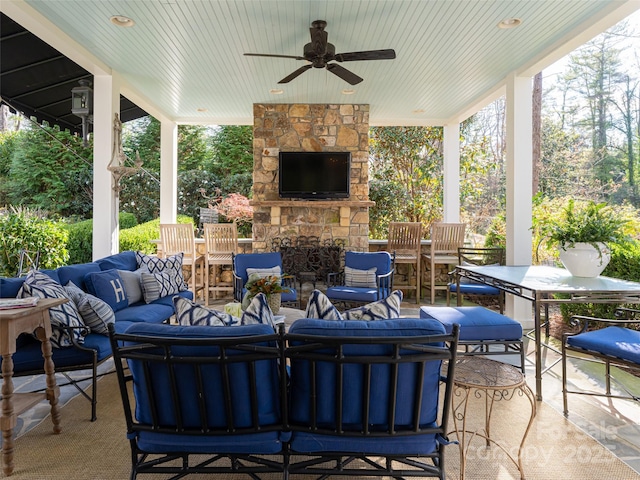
71, 79, 93, 146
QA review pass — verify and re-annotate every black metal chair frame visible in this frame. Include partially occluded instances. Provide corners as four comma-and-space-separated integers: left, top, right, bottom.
447, 247, 506, 313
13, 324, 112, 422
562, 307, 640, 416
283, 325, 460, 480
108, 324, 286, 480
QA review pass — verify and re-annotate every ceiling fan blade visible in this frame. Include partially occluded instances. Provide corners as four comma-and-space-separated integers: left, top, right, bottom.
334, 49, 396, 62
326, 63, 363, 85
244, 53, 306, 60
278, 64, 313, 84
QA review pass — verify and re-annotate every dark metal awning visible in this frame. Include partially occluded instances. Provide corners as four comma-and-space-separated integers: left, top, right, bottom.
0, 13, 148, 134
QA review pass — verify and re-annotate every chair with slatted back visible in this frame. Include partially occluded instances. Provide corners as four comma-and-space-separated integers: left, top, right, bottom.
159, 223, 205, 300
203, 222, 238, 305
422, 222, 466, 304
387, 222, 422, 304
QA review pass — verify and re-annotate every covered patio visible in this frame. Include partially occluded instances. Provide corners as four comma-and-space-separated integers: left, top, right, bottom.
3, 0, 639, 326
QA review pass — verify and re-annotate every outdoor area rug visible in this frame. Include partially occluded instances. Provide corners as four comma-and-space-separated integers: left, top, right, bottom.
3, 372, 638, 480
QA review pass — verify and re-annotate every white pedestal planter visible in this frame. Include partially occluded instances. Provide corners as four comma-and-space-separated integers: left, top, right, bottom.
559, 242, 611, 278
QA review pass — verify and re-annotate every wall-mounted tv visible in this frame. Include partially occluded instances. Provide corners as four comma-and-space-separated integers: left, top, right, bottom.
279, 151, 351, 199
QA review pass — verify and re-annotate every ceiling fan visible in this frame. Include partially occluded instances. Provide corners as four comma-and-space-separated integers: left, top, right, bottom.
244, 20, 396, 85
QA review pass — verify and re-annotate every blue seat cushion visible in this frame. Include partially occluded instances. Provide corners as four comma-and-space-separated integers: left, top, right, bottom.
289, 430, 440, 455
114, 302, 174, 323
567, 326, 640, 364
136, 430, 285, 455
2, 333, 111, 373
420, 306, 522, 341
326, 286, 380, 303
448, 282, 501, 296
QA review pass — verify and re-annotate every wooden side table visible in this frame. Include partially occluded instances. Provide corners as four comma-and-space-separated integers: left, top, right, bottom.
0, 298, 64, 476
449, 356, 536, 480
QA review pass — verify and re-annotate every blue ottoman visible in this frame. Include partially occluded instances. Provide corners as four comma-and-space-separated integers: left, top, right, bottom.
420, 306, 525, 372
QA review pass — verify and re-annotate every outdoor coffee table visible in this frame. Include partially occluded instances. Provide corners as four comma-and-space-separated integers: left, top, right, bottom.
448, 356, 536, 480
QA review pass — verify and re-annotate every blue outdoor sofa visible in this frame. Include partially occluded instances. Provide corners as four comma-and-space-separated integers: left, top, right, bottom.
0, 250, 193, 421
108, 317, 459, 480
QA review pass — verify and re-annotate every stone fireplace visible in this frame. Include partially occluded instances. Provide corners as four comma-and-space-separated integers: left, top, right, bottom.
251, 103, 372, 252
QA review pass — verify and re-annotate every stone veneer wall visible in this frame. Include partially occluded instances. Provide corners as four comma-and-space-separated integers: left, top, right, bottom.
251, 103, 371, 252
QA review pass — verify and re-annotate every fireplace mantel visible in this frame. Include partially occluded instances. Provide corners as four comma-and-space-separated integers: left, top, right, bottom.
250, 200, 375, 208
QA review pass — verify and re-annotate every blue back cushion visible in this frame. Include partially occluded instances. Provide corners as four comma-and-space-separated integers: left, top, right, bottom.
345, 251, 392, 275
84, 269, 129, 312
123, 322, 281, 429
234, 252, 283, 284
1, 277, 26, 298
288, 318, 445, 429
96, 251, 137, 272
57, 263, 101, 291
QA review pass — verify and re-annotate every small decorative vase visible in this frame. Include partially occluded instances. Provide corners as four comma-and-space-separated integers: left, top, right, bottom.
559, 242, 611, 278
266, 293, 281, 314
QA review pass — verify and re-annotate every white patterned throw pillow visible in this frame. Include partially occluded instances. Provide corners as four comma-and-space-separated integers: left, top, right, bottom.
305, 289, 404, 322
173, 293, 275, 329
140, 271, 183, 304
18, 270, 86, 347
173, 296, 238, 327
135, 252, 188, 291
64, 281, 115, 335
344, 266, 377, 288
342, 290, 403, 321
304, 290, 344, 321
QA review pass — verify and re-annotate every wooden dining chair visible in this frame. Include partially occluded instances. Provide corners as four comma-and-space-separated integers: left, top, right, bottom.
159, 223, 205, 300
387, 222, 422, 304
203, 222, 238, 305
422, 222, 466, 304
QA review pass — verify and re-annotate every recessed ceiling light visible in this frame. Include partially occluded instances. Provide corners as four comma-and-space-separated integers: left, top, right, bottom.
110, 15, 135, 27
269, 89, 284, 95
341, 89, 356, 95
498, 18, 522, 29
197, 108, 208, 112
412, 109, 425, 114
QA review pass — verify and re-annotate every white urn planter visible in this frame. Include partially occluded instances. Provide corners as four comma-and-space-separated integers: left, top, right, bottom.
558, 242, 611, 278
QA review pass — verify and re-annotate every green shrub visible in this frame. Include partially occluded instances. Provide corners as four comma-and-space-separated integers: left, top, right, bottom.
64, 212, 141, 264
0, 207, 68, 277
119, 215, 194, 255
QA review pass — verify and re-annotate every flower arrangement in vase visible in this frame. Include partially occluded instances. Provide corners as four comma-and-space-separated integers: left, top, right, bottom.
241, 273, 290, 314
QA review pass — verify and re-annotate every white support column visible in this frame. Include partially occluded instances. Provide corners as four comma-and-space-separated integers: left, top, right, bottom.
505, 73, 534, 327
92, 74, 119, 260
443, 123, 460, 223
160, 120, 178, 223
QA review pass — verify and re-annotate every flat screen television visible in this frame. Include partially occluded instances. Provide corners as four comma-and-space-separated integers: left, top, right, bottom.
279, 151, 351, 199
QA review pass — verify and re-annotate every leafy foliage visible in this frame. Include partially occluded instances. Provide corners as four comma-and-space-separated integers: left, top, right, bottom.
535, 198, 629, 251
64, 212, 138, 264
207, 126, 253, 177
119, 215, 194, 255
0, 207, 68, 277
5, 124, 93, 218
369, 126, 443, 232
368, 179, 409, 239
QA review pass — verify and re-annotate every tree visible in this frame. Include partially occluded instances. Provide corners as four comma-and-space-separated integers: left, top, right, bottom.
565, 26, 626, 184
207, 125, 253, 177
6, 124, 93, 218
369, 126, 443, 229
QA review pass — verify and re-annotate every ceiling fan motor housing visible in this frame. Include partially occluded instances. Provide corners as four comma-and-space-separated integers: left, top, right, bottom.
304, 42, 335, 67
